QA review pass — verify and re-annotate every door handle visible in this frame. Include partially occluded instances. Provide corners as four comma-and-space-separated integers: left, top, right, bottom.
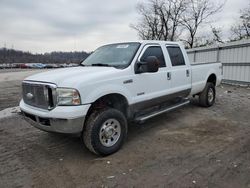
167, 72, 171, 80
186, 70, 190, 77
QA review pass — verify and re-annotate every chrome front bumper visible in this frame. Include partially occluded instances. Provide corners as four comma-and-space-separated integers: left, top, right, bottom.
21, 110, 85, 134
20, 99, 90, 134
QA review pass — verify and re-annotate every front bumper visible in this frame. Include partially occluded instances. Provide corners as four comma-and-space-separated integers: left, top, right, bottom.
20, 100, 91, 134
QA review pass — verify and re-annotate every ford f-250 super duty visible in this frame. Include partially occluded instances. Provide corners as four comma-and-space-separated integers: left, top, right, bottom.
20, 41, 222, 156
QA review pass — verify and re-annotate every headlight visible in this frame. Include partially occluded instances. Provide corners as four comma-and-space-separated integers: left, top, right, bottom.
57, 88, 81, 106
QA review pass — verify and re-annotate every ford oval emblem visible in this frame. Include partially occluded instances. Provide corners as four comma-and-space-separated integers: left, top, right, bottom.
26, 93, 34, 100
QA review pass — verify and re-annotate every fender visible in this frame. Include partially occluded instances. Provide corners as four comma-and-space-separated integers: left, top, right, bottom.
197, 69, 217, 92
205, 68, 217, 84
81, 83, 133, 105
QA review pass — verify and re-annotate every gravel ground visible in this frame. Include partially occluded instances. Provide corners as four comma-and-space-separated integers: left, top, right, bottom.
0, 70, 250, 187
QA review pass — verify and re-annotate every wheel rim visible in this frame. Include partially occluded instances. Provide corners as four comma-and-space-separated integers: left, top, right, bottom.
99, 119, 121, 147
208, 88, 214, 103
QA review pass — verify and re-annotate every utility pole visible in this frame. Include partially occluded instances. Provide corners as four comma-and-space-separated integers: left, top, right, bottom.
11, 44, 14, 66
3, 42, 7, 64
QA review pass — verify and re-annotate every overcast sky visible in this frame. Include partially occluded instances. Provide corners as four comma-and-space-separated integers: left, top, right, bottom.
0, 0, 249, 53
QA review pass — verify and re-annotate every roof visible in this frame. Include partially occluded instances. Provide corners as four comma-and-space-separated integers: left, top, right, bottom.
139, 40, 182, 45
102, 40, 183, 47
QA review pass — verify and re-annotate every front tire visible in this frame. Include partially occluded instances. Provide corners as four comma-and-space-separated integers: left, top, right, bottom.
83, 108, 127, 156
199, 82, 216, 107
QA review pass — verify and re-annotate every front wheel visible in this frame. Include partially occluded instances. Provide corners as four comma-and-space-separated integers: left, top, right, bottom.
199, 82, 216, 107
83, 108, 127, 156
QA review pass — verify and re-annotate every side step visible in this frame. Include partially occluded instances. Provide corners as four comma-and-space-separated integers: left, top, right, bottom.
135, 99, 190, 123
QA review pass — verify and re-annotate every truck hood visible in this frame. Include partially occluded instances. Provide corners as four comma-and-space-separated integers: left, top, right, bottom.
25, 66, 120, 87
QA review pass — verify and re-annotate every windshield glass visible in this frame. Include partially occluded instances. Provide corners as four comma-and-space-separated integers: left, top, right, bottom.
81, 42, 140, 68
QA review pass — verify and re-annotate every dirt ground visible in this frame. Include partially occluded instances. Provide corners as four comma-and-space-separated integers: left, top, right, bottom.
1, 69, 250, 187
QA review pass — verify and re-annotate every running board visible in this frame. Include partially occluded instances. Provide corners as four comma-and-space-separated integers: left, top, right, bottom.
135, 100, 190, 123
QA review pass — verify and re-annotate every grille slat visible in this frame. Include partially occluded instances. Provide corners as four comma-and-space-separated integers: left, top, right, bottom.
22, 82, 56, 110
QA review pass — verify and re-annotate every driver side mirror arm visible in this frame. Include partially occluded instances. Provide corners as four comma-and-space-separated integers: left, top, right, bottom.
135, 61, 146, 74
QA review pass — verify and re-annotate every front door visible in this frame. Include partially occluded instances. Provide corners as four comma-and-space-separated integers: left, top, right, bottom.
131, 44, 171, 111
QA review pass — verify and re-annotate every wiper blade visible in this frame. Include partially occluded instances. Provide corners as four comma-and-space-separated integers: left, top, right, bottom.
91, 63, 111, 67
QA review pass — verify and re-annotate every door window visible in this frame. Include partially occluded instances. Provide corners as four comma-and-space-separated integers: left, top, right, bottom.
140, 46, 166, 68
166, 46, 185, 66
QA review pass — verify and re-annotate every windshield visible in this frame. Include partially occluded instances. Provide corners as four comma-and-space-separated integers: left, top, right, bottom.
81, 42, 141, 68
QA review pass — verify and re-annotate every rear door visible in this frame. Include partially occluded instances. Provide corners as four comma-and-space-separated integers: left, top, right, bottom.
165, 45, 191, 97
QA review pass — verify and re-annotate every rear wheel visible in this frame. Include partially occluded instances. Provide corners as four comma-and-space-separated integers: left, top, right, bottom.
83, 108, 127, 156
199, 82, 216, 107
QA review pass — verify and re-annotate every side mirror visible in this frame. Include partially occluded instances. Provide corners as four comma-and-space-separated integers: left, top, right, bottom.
136, 56, 159, 73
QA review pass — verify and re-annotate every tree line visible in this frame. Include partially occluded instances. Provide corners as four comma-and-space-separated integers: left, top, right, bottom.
0, 48, 90, 64
131, 0, 250, 48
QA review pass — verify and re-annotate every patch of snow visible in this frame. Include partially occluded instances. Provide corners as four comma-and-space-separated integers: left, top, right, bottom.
0, 106, 20, 119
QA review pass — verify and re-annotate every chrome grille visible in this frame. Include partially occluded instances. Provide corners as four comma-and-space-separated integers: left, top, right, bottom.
22, 81, 57, 110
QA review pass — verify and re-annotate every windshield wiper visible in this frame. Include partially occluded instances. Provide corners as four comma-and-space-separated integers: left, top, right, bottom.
91, 63, 111, 67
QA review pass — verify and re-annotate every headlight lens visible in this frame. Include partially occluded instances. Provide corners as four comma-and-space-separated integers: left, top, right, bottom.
57, 88, 81, 106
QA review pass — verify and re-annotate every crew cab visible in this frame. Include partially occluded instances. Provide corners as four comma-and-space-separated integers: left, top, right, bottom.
20, 41, 222, 156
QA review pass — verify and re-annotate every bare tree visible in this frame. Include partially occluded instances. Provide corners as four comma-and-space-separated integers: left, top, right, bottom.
211, 27, 224, 44
180, 0, 224, 48
131, 0, 187, 41
230, 5, 250, 41
130, 1, 162, 40
131, 0, 224, 47
230, 25, 245, 40
241, 7, 250, 37
191, 26, 224, 47
158, 0, 187, 40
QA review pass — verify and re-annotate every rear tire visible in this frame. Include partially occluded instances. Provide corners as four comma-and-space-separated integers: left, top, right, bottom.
199, 82, 215, 107
83, 108, 127, 156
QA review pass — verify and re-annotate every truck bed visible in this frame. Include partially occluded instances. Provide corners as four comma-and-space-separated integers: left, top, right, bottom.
190, 62, 223, 95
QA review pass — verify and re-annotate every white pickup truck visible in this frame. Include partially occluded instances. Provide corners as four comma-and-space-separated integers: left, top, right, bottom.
20, 41, 222, 155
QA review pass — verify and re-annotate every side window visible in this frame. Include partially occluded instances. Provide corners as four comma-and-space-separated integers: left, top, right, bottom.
166, 46, 185, 66
140, 46, 166, 68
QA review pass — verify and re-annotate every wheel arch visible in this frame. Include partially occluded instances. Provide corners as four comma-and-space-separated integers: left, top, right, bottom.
85, 93, 130, 122
207, 73, 217, 86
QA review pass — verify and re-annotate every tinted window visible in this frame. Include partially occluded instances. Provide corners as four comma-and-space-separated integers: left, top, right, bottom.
140, 46, 166, 67
167, 46, 185, 66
